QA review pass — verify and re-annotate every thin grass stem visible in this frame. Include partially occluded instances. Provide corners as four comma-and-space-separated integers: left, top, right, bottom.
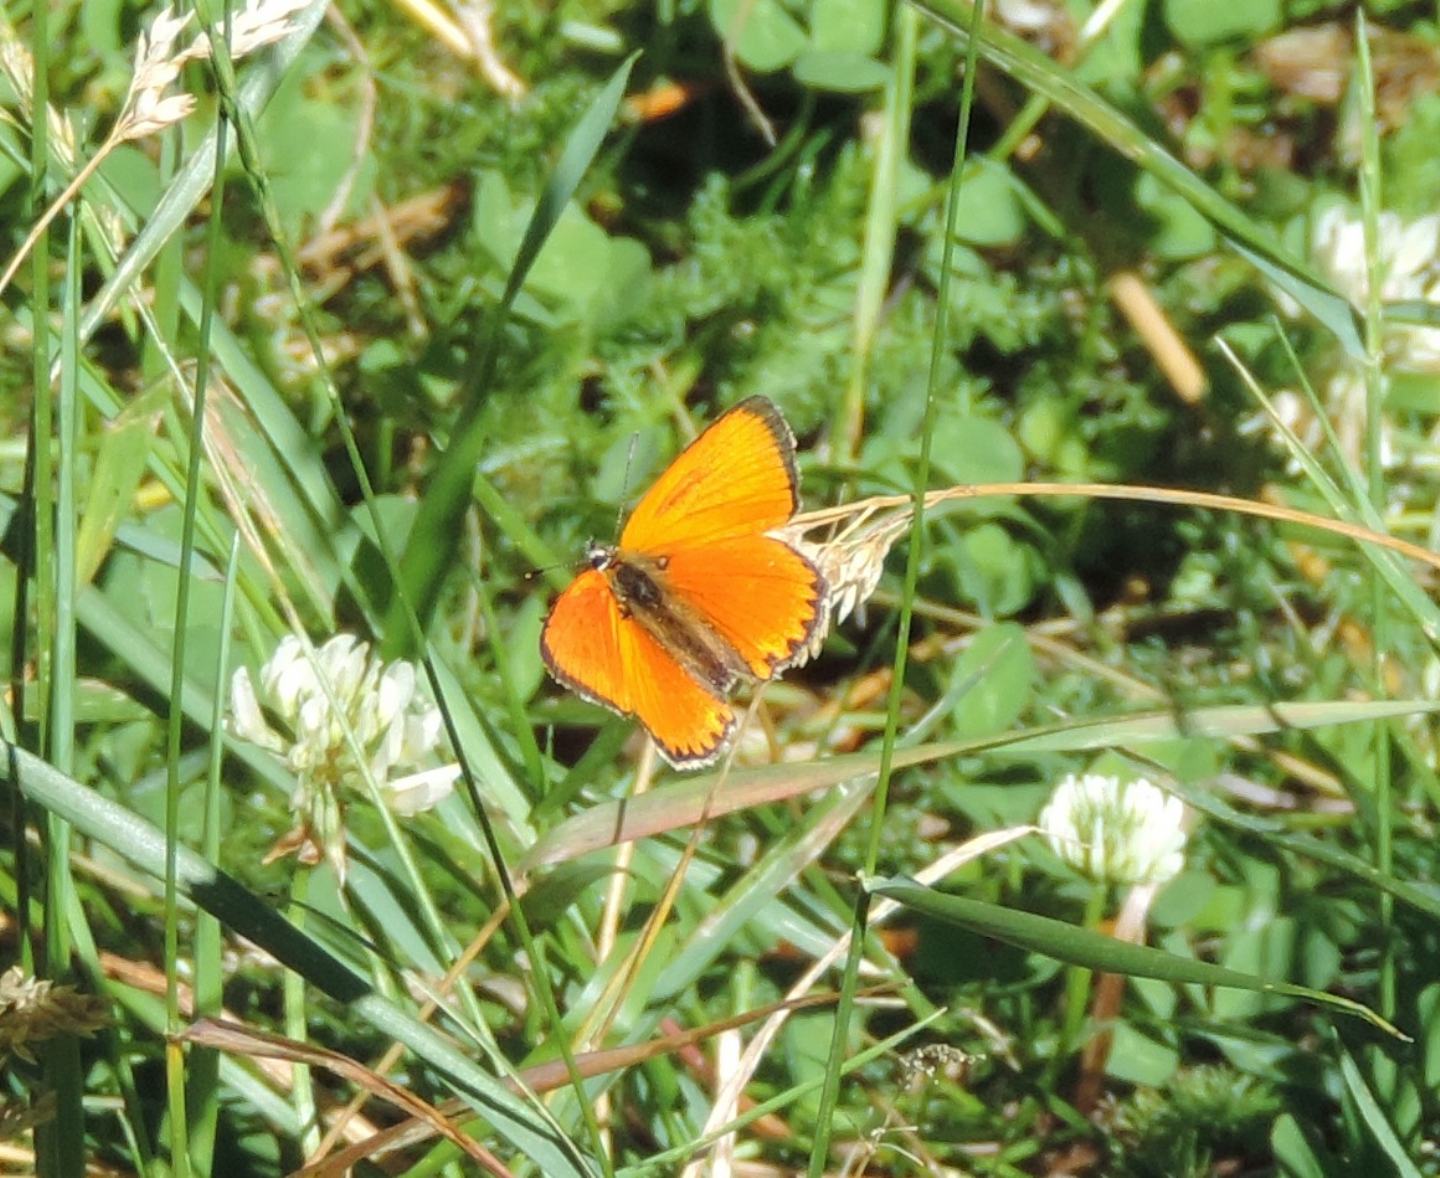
186, 492, 240, 1170
809, 3, 981, 1171
1353, 10, 1396, 1033
188, 5, 609, 1164
27, 6, 84, 1169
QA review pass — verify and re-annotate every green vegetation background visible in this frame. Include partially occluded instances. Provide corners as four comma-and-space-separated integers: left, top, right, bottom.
4, 0, 1440, 1174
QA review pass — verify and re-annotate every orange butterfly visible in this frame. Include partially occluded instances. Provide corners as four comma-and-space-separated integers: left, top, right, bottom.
541, 397, 826, 768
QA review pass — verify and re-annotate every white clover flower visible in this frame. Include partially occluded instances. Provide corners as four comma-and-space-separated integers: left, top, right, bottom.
1259, 206, 1440, 469
228, 633, 459, 877
1039, 773, 1187, 887
1312, 205, 1440, 373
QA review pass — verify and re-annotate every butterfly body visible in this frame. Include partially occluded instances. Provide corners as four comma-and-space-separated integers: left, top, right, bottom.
542, 398, 825, 768
587, 542, 747, 697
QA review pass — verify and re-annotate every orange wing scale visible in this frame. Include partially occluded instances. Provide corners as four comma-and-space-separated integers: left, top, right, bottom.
657, 535, 823, 679
539, 568, 632, 716
541, 568, 735, 767
621, 396, 799, 551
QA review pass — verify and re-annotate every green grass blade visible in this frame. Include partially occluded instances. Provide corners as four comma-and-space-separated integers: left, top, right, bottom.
4, 743, 600, 1177
524, 699, 1440, 869
1352, 9, 1396, 1033
840, 4, 915, 455
387, 52, 640, 647
864, 876, 1403, 1037
73, 385, 167, 587
1141, 763, 1440, 927
38, 202, 85, 1178
1234, 337, 1440, 643
187, 535, 239, 1171
1336, 1040, 1421, 1176
160, 52, 240, 1172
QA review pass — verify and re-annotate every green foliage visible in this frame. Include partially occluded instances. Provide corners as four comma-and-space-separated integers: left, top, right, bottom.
1109, 1065, 1283, 1177
6, 0, 1440, 1172
710, 0, 889, 90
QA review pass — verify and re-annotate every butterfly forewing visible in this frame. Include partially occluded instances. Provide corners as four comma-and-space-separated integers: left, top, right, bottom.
620, 396, 800, 552
539, 568, 633, 716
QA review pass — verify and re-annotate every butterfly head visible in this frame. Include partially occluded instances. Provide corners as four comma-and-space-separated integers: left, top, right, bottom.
584, 540, 616, 571
586, 540, 667, 617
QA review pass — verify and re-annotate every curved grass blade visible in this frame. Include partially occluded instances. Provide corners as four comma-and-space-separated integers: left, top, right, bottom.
1138, 759, 1440, 927
522, 699, 1440, 870
388, 52, 640, 647
864, 876, 1404, 1039
177, 1019, 508, 1172
1228, 336, 1440, 644
3, 743, 598, 1177
300, 989, 915, 1173
912, 0, 1365, 359
1336, 1039, 1422, 1177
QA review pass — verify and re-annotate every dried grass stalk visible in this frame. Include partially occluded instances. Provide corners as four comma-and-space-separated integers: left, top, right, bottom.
775, 504, 912, 663
0, 0, 311, 300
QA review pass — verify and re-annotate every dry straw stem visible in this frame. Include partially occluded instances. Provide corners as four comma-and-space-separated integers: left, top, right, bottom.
287, 989, 877, 1175
718, 0, 779, 146
0, 0, 309, 302
307, 896, 516, 1165
1073, 878, 1163, 1114
387, 0, 526, 97
178, 1019, 509, 1174
453, 0, 527, 99
99, 950, 384, 1147
776, 479, 1438, 719
692, 828, 1036, 1173
316, 5, 377, 237
787, 480, 1440, 623
1108, 270, 1210, 404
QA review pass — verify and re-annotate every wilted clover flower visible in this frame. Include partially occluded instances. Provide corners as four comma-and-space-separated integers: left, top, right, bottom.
0, 967, 110, 1064
0, 1090, 56, 1141
229, 634, 459, 880
1312, 206, 1440, 373
1258, 205, 1440, 469
1040, 773, 1187, 888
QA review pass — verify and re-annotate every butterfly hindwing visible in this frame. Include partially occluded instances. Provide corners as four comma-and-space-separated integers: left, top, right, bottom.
655, 534, 824, 680
541, 566, 735, 766
621, 620, 735, 766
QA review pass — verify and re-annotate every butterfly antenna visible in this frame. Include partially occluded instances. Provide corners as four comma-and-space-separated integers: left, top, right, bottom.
614, 431, 640, 540
523, 557, 584, 581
